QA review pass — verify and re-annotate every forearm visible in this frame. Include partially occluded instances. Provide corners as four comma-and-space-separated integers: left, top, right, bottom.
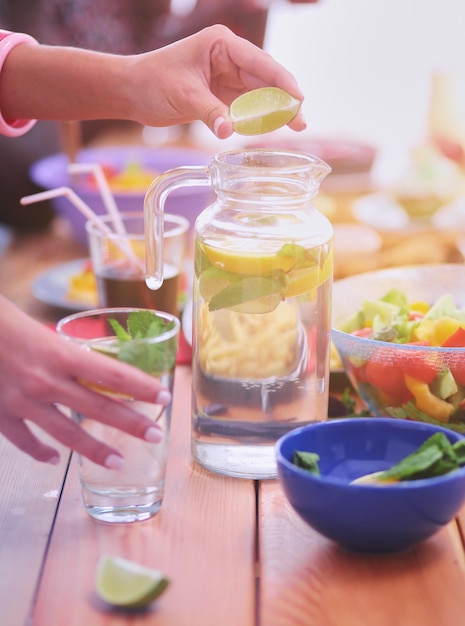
0, 25, 306, 140
0, 42, 137, 122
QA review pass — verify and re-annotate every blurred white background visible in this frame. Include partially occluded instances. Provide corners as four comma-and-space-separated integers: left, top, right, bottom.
265, 0, 465, 182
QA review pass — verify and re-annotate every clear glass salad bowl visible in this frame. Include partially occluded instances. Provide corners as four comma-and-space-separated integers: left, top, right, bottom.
332, 264, 465, 433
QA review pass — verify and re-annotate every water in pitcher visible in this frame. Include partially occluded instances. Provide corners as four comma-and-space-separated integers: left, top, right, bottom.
191, 221, 333, 479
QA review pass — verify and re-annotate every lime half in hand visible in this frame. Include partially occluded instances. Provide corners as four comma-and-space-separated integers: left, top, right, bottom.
230, 87, 301, 135
96, 555, 170, 608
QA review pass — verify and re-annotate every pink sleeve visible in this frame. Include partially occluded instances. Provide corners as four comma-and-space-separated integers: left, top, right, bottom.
0, 29, 39, 137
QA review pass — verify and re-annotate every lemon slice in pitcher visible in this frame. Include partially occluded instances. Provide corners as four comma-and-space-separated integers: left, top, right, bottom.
96, 555, 170, 608
203, 240, 296, 276
230, 87, 301, 135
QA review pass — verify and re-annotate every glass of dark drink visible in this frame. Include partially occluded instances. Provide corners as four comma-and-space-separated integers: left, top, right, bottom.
87, 212, 189, 316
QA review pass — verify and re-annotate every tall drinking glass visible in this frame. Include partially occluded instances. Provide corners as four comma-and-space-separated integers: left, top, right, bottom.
87, 212, 188, 316
57, 307, 180, 523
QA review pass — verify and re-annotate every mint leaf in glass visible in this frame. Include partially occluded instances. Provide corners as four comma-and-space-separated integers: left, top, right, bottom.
108, 318, 131, 341
127, 310, 170, 339
108, 311, 177, 375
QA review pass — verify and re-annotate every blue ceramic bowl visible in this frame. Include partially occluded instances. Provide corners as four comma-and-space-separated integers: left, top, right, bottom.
30, 145, 214, 247
276, 418, 465, 553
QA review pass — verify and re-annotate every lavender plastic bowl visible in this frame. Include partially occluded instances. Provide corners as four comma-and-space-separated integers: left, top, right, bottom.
30, 145, 214, 248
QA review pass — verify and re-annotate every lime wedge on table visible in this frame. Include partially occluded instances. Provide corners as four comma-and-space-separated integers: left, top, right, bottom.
230, 87, 301, 135
96, 555, 170, 608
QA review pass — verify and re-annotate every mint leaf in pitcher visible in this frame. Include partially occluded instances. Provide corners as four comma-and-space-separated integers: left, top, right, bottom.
108, 311, 177, 375
208, 271, 288, 313
277, 243, 325, 270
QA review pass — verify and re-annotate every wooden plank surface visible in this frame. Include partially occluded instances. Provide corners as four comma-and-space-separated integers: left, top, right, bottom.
258, 481, 465, 626
0, 228, 80, 626
453, 507, 465, 546
0, 434, 69, 626
32, 367, 257, 626
3, 183, 465, 626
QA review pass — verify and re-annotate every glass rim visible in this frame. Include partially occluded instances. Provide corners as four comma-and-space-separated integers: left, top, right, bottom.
56, 307, 180, 344
85, 211, 189, 239
212, 148, 331, 173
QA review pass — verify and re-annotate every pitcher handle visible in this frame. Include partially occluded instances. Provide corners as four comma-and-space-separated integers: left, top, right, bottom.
144, 165, 210, 290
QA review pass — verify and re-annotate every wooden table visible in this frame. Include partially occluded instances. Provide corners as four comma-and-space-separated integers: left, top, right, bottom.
2, 221, 465, 626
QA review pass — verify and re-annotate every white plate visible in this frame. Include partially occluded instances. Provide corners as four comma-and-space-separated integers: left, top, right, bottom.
352, 191, 430, 232
431, 197, 465, 230
353, 191, 465, 233
32, 258, 95, 311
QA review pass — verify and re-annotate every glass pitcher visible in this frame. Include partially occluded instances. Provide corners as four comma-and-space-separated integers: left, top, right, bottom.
145, 149, 333, 479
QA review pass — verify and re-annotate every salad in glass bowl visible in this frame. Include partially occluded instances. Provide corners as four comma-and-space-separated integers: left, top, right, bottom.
331, 264, 465, 432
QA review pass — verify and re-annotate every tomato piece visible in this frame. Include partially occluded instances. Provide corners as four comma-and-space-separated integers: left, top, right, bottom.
443, 330, 465, 383
349, 362, 368, 384
352, 328, 372, 338
84, 164, 118, 188
442, 326, 465, 348
394, 345, 438, 384
365, 361, 411, 405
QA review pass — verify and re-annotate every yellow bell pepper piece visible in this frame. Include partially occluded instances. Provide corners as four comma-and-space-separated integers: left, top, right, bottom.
67, 268, 98, 306
404, 374, 454, 423
431, 317, 464, 347
409, 301, 430, 315
411, 319, 435, 343
412, 317, 465, 346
